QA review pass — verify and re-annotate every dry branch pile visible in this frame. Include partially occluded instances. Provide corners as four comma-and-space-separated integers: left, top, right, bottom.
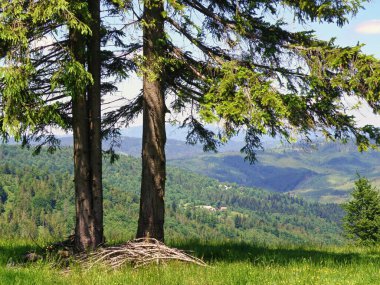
80, 238, 207, 269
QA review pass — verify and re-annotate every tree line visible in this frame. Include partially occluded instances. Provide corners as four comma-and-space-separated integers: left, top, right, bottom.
0, 144, 346, 245
1, 0, 380, 251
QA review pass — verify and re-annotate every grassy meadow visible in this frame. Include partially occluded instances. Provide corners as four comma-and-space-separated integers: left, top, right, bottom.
1, 239, 380, 285
0, 146, 378, 284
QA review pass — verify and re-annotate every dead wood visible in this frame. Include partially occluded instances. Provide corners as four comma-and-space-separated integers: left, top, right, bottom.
79, 238, 207, 269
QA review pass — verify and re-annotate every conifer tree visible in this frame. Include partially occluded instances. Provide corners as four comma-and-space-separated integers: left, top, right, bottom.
0, 0, 132, 250
136, 0, 167, 240
343, 176, 380, 245
105, 0, 380, 241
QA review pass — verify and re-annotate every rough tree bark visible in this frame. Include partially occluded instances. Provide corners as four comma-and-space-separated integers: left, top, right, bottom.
70, 27, 96, 251
71, 0, 104, 251
136, 0, 167, 241
87, 0, 104, 248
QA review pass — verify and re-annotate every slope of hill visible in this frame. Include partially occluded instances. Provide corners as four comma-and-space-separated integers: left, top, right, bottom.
58, 135, 246, 159
55, 135, 380, 203
169, 142, 380, 203
0, 145, 345, 245
58, 136, 207, 159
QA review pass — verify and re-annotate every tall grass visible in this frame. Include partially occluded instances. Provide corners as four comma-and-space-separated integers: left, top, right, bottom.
1, 239, 380, 285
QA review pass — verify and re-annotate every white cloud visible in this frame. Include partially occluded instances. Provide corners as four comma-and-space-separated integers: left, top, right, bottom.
355, 20, 380, 34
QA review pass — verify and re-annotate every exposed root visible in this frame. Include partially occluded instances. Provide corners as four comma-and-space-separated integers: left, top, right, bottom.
79, 238, 207, 269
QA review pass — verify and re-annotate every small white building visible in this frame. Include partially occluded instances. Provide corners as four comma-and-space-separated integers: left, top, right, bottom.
198, 205, 216, 211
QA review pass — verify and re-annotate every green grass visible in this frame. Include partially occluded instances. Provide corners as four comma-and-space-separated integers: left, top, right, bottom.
1, 239, 380, 285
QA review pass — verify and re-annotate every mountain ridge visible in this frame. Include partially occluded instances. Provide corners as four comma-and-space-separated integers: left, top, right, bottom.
10, 134, 375, 203
169, 142, 379, 203
0, 144, 345, 245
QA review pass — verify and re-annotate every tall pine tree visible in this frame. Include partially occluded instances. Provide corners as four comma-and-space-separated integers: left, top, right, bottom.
104, 0, 380, 241
0, 0, 133, 250
136, 0, 167, 240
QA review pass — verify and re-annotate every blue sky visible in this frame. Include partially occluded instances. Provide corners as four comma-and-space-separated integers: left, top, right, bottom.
307, 1, 380, 58
304, 1, 380, 126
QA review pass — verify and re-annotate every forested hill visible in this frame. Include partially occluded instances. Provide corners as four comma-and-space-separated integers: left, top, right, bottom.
169, 142, 380, 203
0, 145, 345, 245
59, 135, 379, 203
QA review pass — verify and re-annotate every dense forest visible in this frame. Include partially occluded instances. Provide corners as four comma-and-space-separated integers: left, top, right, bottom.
0, 145, 344, 245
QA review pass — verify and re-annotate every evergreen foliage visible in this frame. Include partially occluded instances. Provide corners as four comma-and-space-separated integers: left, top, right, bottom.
343, 176, 380, 245
104, 0, 380, 161
0, 0, 131, 149
0, 0, 133, 250
102, 0, 380, 242
2, 0, 380, 245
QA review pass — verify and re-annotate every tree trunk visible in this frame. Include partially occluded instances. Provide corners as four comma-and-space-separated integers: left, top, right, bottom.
87, 0, 104, 247
70, 27, 96, 251
70, 0, 104, 249
136, 0, 166, 241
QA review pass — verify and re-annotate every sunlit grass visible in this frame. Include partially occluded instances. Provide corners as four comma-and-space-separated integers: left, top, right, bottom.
1, 239, 380, 285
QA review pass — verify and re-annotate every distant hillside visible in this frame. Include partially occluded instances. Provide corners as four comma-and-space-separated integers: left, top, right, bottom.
0, 145, 345, 245
55, 135, 380, 203
169, 142, 380, 203
58, 136, 206, 159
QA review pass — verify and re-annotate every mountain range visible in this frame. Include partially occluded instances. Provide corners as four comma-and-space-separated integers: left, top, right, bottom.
23, 124, 380, 203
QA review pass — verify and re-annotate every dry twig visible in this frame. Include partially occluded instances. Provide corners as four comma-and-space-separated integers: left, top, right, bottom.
79, 238, 207, 269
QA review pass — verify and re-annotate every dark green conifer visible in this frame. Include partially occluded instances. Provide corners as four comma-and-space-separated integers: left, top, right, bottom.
343, 176, 380, 245
108, 0, 380, 241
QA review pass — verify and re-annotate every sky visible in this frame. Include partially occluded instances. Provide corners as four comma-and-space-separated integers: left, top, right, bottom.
93, 2, 380, 135
304, 1, 380, 126
307, 1, 380, 58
